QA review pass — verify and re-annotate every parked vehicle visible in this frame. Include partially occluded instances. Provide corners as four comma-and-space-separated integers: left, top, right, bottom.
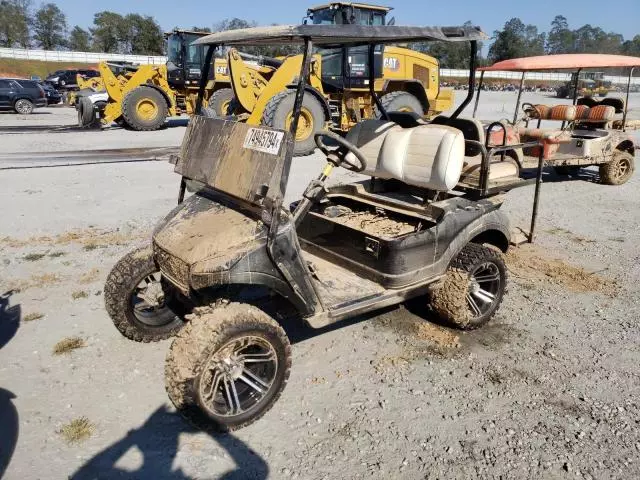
45, 69, 100, 91
39, 82, 62, 104
0, 78, 46, 114
104, 23, 544, 432
473, 54, 639, 185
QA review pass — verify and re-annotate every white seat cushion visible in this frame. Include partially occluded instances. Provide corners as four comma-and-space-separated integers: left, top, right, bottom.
379, 124, 465, 191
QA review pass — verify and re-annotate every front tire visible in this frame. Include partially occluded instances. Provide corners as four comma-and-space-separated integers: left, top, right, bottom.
599, 150, 634, 185
104, 246, 185, 342
14, 99, 34, 114
261, 90, 325, 156
430, 243, 507, 330
207, 88, 234, 117
375, 91, 424, 118
121, 86, 168, 131
166, 303, 291, 432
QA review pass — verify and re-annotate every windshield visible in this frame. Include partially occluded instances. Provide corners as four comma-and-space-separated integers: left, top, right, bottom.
167, 33, 205, 67
167, 35, 181, 64
310, 7, 386, 25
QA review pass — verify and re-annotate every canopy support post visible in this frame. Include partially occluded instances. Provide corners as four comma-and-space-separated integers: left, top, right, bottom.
450, 40, 477, 120
512, 72, 525, 124
195, 44, 216, 115
369, 44, 388, 120
529, 148, 544, 243
473, 70, 484, 117
622, 67, 635, 133
572, 68, 582, 105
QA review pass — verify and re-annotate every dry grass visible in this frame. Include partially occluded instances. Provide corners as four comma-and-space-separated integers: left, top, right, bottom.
79, 268, 100, 284
0, 58, 96, 79
71, 290, 88, 300
23, 252, 46, 262
7, 273, 61, 292
58, 417, 95, 444
0, 228, 144, 250
53, 337, 86, 355
49, 251, 66, 258
23, 312, 45, 322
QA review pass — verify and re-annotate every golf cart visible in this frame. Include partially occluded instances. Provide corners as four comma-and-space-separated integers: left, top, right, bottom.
104, 24, 544, 431
473, 54, 638, 185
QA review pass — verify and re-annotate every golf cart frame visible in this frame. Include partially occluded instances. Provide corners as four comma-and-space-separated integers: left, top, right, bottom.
105, 24, 546, 432
472, 54, 638, 184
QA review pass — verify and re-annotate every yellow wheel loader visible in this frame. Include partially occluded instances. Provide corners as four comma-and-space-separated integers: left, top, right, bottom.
212, 2, 455, 155
77, 30, 232, 130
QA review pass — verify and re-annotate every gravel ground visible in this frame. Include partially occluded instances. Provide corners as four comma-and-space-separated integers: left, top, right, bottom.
1, 92, 640, 479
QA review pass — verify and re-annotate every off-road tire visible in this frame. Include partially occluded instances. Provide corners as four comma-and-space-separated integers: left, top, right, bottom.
599, 150, 635, 185
166, 303, 291, 432
207, 88, 234, 117
375, 91, 424, 118
77, 96, 95, 127
261, 90, 325, 156
104, 246, 185, 342
431, 243, 507, 330
554, 165, 580, 176
121, 86, 168, 131
14, 99, 33, 115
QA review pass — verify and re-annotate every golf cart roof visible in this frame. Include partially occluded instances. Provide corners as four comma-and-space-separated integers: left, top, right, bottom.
307, 2, 392, 12
480, 54, 640, 72
193, 24, 486, 47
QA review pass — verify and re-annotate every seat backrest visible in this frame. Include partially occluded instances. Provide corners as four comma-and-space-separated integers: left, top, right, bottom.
575, 105, 616, 123
431, 115, 485, 156
528, 104, 576, 122
344, 119, 400, 178
379, 124, 465, 191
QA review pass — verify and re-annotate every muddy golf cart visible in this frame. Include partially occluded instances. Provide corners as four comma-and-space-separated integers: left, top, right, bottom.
473, 54, 638, 185
104, 24, 545, 431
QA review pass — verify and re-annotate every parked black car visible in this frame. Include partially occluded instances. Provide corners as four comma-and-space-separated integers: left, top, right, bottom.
45, 69, 100, 90
40, 82, 62, 104
0, 78, 46, 114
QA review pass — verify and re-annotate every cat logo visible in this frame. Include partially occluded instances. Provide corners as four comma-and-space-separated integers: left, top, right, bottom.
215, 65, 228, 76
384, 57, 400, 72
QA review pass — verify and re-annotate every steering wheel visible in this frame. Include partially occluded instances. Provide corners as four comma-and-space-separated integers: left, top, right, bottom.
522, 102, 539, 118
314, 131, 368, 173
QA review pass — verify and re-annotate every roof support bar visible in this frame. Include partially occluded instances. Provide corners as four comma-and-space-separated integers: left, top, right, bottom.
472, 70, 484, 117
622, 66, 635, 133
195, 44, 216, 115
513, 72, 526, 124
369, 44, 388, 120
450, 40, 477, 119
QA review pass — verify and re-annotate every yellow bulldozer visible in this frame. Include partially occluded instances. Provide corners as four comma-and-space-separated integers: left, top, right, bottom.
206, 2, 454, 154
76, 30, 232, 130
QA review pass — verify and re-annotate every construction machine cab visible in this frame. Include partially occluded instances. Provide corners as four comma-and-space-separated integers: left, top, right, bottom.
165, 30, 210, 90
306, 3, 392, 90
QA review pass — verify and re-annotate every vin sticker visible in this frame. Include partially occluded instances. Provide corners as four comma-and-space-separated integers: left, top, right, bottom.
243, 128, 284, 155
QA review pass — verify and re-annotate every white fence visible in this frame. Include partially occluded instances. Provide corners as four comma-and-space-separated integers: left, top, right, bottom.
2, 46, 639, 85
0, 47, 166, 65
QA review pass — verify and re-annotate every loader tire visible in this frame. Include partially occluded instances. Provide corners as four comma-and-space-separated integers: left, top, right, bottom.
77, 96, 95, 127
375, 91, 424, 118
208, 88, 234, 117
261, 90, 325, 156
121, 86, 168, 131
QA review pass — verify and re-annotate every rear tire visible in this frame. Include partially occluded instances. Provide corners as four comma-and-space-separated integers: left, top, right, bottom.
121, 86, 168, 131
104, 246, 186, 342
14, 99, 33, 115
77, 96, 95, 127
375, 91, 424, 118
430, 243, 507, 330
166, 303, 291, 432
599, 150, 635, 185
261, 90, 325, 156
207, 88, 234, 117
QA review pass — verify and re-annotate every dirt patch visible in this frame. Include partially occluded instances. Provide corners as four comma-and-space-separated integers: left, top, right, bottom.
53, 337, 86, 355
71, 290, 88, 300
23, 312, 45, 322
330, 211, 417, 238
506, 244, 619, 296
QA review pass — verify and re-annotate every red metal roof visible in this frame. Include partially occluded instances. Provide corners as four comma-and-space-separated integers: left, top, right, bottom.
480, 54, 640, 71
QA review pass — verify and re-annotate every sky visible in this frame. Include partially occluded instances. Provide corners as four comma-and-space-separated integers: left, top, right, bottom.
54, 0, 640, 45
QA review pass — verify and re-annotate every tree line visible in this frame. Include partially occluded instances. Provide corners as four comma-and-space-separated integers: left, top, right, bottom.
1, 1, 639, 65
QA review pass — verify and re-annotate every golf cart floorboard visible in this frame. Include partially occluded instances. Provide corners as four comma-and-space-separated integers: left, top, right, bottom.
303, 249, 386, 309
